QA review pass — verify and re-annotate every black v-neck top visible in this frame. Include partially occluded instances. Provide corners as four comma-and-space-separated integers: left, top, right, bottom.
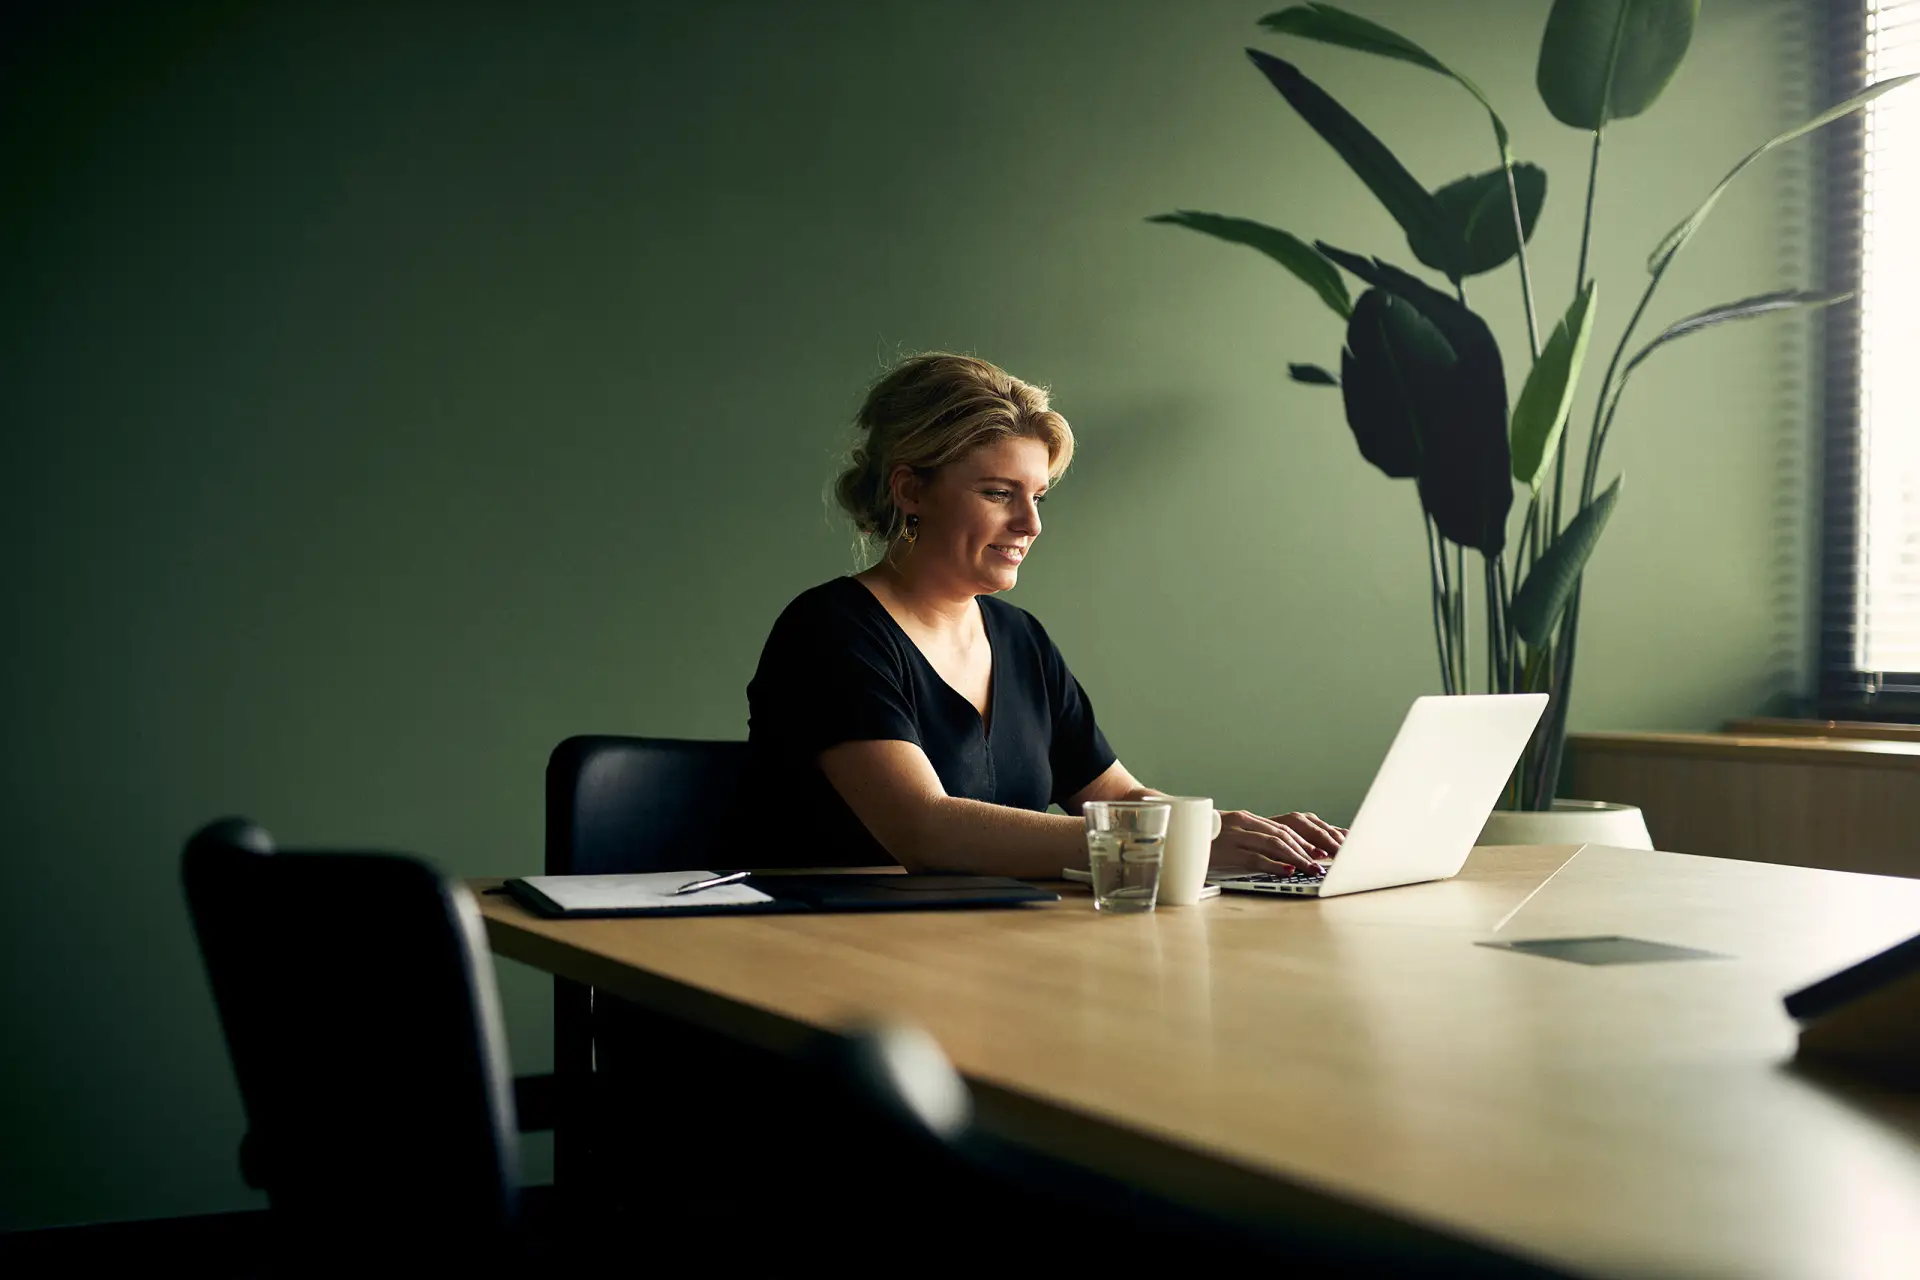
746, 576, 1117, 866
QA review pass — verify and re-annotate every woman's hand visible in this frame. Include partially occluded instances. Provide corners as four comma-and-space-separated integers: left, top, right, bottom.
1273, 811, 1346, 858
1210, 810, 1347, 874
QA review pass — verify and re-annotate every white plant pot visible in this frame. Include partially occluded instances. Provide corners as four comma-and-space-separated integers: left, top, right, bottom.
1477, 799, 1654, 850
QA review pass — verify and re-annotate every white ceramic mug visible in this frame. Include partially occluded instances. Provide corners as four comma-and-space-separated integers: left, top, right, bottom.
1156, 796, 1222, 906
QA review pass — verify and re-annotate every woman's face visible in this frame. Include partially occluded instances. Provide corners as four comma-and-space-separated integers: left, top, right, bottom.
901, 435, 1051, 597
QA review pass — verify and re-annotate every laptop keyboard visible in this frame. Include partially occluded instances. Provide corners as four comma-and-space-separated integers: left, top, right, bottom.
1233, 871, 1326, 886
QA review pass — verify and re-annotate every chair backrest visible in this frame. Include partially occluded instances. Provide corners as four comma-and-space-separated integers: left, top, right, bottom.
181, 818, 520, 1262
809, 1020, 973, 1146
812, 1023, 1312, 1266
541, 734, 832, 1194
547, 734, 816, 874
817, 1025, 1548, 1272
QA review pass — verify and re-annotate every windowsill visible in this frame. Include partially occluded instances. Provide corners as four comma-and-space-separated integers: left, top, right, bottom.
1725, 717, 1920, 744
1570, 729, 1920, 772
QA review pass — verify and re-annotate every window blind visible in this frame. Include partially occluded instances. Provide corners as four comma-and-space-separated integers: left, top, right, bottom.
1857, 0, 1920, 675
1820, 0, 1920, 713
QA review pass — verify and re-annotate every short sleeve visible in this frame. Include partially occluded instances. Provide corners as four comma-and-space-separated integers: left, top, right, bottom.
748, 591, 920, 757
1037, 622, 1118, 804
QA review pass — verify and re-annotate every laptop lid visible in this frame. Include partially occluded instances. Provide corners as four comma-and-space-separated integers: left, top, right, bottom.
1315, 694, 1549, 899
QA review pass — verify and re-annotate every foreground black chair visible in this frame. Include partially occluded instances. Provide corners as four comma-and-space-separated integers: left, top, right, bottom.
812, 1023, 1557, 1276
181, 819, 529, 1275
804, 1020, 1248, 1264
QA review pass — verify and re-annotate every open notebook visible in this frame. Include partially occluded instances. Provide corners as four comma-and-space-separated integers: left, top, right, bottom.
511, 872, 773, 914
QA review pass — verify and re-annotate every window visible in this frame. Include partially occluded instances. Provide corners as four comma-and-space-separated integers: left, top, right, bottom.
1821, 0, 1920, 716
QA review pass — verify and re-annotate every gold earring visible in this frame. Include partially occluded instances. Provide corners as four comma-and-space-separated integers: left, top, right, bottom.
902, 514, 919, 545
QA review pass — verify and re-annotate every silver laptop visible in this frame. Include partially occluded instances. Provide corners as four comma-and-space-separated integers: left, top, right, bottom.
1210, 693, 1549, 899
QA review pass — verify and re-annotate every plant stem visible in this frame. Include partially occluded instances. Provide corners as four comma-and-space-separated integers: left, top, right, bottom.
1582, 269, 1665, 508
1491, 554, 1519, 805
1521, 640, 1549, 694
1455, 544, 1468, 693
1588, 382, 1631, 504
1443, 521, 1451, 694
1424, 506, 1455, 695
1515, 638, 1552, 807
1534, 486, 1550, 583
1516, 491, 1541, 582
1556, 129, 1606, 538
1550, 430, 1569, 545
1533, 595, 1582, 809
1501, 158, 1543, 361
1496, 556, 1517, 693
1574, 0, 1627, 290
1489, 556, 1505, 694
1575, 129, 1604, 292
1504, 564, 1515, 692
1483, 556, 1502, 694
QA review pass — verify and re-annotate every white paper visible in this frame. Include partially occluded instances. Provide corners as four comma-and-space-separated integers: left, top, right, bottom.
519, 872, 772, 911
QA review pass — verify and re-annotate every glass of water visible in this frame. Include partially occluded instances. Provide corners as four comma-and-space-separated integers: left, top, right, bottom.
1083, 800, 1173, 913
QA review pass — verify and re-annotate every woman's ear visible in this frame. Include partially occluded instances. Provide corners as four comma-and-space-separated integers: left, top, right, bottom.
888, 464, 924, 515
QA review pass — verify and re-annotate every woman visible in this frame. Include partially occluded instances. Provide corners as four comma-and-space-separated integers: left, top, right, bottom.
747, 352, 1344, 878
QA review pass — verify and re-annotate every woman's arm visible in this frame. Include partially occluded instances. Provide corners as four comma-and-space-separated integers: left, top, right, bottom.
819, 745, 1345, 878
818, 740, 1085, 877
1061, 759, 1158, 810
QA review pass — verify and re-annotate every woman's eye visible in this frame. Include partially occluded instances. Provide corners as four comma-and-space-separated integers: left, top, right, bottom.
1035, 494, 1048, 504
983, 489, 1011, 500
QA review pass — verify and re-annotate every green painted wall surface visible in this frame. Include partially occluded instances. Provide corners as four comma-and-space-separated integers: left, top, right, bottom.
1, 0, 1818, 1230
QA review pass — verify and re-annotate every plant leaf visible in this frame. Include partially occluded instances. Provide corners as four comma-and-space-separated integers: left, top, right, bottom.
1623, 290, 1851, 380
1340, 289, 1456, 478
1314, 245, 1489, 362
1409, 163, 1547, 279
1258, 4, 1511, 148
1537, 0, 1699, 131
1649, 74, 1919, 273
1246, 50, 1462, 280
1511, 476, 1622, 647
1147, 211, 1353, 319
1511, 281, 1598, 490
1318, 245, 1514, 555
1289, 362, 1341, 387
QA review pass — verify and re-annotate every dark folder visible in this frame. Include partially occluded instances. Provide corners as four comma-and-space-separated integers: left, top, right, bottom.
504, 873, 1057, 919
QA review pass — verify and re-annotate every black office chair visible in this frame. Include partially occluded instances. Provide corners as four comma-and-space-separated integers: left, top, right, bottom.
181, 818, 529, 1275
545, 735, 762, 877
544, 735, 861, 1211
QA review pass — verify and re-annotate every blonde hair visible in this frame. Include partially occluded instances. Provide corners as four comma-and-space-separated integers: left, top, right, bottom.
833, 352, 1075, 545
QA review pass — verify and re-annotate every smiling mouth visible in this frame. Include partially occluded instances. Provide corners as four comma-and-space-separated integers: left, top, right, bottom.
990, 544, 1027, 563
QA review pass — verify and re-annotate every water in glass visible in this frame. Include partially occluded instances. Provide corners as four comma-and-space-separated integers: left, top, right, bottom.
1087, 829, 1164, 913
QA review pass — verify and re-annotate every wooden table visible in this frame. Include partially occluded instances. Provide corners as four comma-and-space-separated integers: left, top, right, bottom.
476, 846, 1920, 1278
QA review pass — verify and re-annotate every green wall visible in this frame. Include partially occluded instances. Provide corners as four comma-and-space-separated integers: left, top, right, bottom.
1, 0, 1818, 1230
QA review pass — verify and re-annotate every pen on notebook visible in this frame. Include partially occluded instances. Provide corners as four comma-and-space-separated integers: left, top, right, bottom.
671, 870, 751, 896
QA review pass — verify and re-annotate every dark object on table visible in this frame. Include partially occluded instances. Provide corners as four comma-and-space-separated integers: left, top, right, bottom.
1787, 931, 1920, 1086
1477, 935, 1729, 966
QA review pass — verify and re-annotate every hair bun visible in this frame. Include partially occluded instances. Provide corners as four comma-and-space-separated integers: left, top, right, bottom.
833, 444, 883, 536
830, 352, 1075, 547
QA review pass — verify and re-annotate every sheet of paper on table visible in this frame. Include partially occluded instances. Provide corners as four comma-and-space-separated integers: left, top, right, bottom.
514, 872, 773, 911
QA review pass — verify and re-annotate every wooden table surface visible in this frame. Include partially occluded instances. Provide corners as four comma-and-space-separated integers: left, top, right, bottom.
476, 846, 1920, 1279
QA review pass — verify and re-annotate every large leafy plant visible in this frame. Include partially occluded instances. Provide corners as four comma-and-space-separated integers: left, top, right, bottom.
1156, 1, 1913, 809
